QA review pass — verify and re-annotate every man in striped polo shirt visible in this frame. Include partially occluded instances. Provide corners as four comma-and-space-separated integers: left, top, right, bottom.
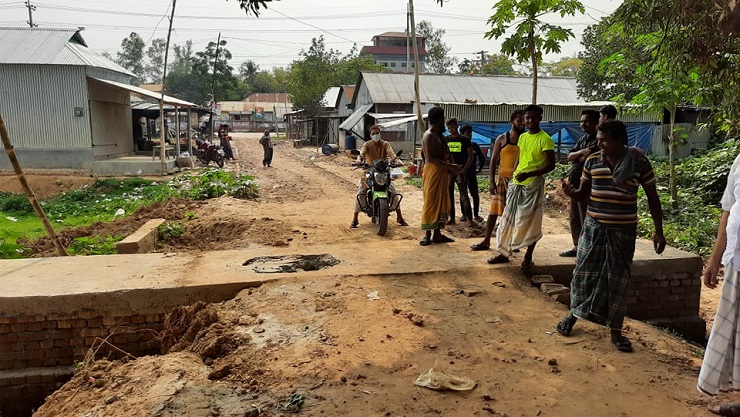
556, 119, 666, 353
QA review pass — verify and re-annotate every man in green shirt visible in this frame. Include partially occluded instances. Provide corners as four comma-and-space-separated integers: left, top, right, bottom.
487, 105, 556, 271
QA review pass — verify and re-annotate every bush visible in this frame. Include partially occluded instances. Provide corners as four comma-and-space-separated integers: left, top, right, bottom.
0, 192, 33, 214
67, 235, 123, 256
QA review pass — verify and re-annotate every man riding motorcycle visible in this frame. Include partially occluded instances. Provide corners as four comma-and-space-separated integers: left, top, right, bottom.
350, 124, 408, 228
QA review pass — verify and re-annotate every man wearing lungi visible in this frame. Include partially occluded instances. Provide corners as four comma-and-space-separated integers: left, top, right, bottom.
557, 119, 666, 353
487, 104, 555, 270
419, 106, 464, 246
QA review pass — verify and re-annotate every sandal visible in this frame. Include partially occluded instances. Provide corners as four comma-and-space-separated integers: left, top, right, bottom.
470, 243, 490, 251
432, 234, 455, 244
397, 219, 409, 226
611, 334, 633, 352
487, 254, 509, 264
559, 248, 577, 257
556, 316, 576, 336
709, 402, 740, 416
350, 221, 359, 228
419, 236, 432, 246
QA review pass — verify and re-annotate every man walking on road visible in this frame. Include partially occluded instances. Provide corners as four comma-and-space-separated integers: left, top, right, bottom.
420, 107, 463, 246
487, 105, 555, 270
556, 120, 666, 353
471, 110, 524, 252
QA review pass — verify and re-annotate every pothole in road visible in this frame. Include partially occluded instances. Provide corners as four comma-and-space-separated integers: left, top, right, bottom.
242, 254, 340, 273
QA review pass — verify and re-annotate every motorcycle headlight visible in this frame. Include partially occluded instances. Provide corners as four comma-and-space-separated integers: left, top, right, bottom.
374, 172, 389, 186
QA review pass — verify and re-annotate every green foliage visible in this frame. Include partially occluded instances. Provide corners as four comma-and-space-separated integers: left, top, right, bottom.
545, 163, 571, 181
0, 192, 32, 214
0, 173, 259, 259
67, 235, 124, 256
636, 140, 740, 257
405, 177, 423, 188
116, 32, 146, 83
541, 57, 582, 77
288, 36, 383, 116
459, 54, 520, 75
485, 0, 586, 102
416, 20, 457, 74
157, 222, 184, 242
170, 169, 258, 200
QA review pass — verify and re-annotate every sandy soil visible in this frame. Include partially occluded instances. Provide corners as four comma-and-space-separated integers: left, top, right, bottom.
0, 133, 726, 416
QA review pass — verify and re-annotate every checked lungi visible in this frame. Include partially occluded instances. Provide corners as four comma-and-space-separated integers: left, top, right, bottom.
570, 215, 637, 330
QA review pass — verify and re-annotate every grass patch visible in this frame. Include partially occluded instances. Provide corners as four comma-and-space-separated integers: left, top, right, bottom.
67, 235, 124, 256
0, 170, 259, 258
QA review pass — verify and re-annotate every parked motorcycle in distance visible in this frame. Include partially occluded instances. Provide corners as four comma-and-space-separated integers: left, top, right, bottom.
351, 149, 404, 236
194, 136, 225, 168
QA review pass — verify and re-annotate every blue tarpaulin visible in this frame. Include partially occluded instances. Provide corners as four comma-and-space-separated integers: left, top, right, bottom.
462, 122, 657, 155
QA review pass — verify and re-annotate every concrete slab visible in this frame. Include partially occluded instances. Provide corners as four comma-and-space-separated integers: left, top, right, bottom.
116, 219, 166, 254
0, 235, 702, 318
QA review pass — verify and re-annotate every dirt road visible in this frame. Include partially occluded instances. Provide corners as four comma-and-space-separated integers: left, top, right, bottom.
28, 133, 721, 416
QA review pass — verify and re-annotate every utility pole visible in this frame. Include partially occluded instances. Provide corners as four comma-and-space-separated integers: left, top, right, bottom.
477, 50, 488, 75
405, 2, 410, 74
210, 32, 222, 140
25, 1, 37, 28
158, 0, 177, 175
409, 0, 423, 158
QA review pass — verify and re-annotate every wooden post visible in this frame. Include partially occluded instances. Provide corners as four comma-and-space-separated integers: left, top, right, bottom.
159, 0, 177, 175
409, 0, 423, 157
0, 114, 68, 256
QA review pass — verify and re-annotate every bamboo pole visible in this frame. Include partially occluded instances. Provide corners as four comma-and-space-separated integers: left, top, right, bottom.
159, 0, 177, 175
0, 114, 68, 256
409, 0, 423, 161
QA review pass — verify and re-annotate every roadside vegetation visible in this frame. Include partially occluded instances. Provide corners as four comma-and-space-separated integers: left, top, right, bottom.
0, 169, 258, 259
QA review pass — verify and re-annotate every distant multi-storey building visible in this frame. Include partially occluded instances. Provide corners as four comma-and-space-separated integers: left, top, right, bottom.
361, 32, 426, 73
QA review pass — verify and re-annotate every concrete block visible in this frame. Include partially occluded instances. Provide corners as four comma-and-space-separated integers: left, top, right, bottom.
530, 274, 555, 288
540, 283, 569, 297
116, 219, 167, 254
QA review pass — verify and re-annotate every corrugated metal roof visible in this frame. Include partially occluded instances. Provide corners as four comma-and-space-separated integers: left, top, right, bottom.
323, 86, 341, 108
342, 85, 356, 102
339, 103, 373, 130
360, 72, 593, 105
244, 93, 291, 103
0, 28, 134, 76
89, 77, 196, 107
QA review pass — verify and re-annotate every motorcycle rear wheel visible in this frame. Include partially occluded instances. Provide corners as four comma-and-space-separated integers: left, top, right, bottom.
216, 155, 225, 168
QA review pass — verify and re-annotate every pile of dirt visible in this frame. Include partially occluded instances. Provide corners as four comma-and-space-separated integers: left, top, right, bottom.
22, 199, 202, 257
34, 272, 715, 417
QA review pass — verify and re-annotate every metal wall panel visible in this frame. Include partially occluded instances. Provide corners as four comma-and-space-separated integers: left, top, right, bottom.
0, 64, 91, 148
440, 103, 661, 123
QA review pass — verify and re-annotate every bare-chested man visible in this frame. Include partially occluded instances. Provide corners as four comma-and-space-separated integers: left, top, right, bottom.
419, 106, 463, 246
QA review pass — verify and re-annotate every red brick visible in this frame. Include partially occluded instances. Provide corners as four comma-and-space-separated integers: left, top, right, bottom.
0, 333, 18, 343
9, 324, 26, 333
12, 360, 28, 370
57, 320, 72, 329
72, 319, 86, 329
86, 318, 102, 328
131, 315, 145, 324
53, 339, 69, 348
25, 322, 43, 332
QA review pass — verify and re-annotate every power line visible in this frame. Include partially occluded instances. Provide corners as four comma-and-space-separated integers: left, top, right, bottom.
267, 8, 358, 44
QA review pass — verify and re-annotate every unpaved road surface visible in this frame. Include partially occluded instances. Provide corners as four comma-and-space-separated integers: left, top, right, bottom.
4, 133, 722, 416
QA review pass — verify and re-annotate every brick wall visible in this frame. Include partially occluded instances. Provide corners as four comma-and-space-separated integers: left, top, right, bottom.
543, 255, 706, 341
0, 309, 167, 417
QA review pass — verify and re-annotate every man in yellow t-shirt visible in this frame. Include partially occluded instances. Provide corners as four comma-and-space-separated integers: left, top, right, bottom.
487, 105, 555, 271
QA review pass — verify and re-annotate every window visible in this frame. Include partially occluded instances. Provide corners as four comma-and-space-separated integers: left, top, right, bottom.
390, 62, 396, 67
401, 63, 407, 67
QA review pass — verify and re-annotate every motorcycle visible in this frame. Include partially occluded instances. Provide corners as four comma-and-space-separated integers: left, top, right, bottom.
194, 137, 225, 168
352, 149, 404, 236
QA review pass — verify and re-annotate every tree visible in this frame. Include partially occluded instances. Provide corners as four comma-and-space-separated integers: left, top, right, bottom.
145, 38, 167, 84
481, 53, 519, 75
458, 58, 474, 74
576, 17, 644, 101
235, 0, 274, 16
416, 20, 457, 74
540, 56, 582, 77
116, 32, 146, 82
485, 0, 585, 104
287, 37, 382, 116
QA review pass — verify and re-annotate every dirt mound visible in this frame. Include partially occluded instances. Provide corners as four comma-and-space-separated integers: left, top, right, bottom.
21, 199, 202, 257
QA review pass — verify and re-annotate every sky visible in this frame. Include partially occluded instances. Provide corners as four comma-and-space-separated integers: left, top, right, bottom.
1, 0, 624, 71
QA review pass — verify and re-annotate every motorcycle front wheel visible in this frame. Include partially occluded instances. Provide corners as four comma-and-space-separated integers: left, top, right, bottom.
375, 198, 388, 236
215, 154, 225, 168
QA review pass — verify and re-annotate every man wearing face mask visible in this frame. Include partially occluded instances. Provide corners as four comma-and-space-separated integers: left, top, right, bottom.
350, 125, 408, 228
